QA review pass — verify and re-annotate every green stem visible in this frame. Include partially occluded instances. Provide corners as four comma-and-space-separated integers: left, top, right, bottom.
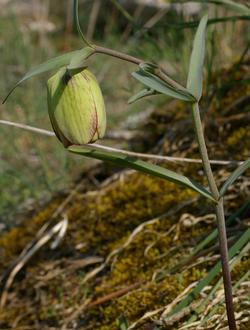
192, 103, 219, 198
94, 45, 142, 65
191, 102, 236, 330
93, 46, 186, 92
74, 0, 93, 47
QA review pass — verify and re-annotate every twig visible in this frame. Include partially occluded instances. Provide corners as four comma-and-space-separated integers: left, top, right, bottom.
61, 298, 91, 330
0, 120, 243, 166
222, 95, 250, 116
0, 119, 55, 136
61, 282, 143, 330
143, 8, 169, 30
88, 282, 143, 308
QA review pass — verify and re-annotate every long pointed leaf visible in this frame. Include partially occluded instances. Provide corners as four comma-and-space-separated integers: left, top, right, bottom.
132, 70, 195, 102
186, 15, 208, 101
3, 49, 83, 103
220, 158, 250, 196
128, 88, 158, 104
68, 145, 214, 201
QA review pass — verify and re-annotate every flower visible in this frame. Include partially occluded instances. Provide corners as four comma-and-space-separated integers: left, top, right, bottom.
47, 67, 106, 147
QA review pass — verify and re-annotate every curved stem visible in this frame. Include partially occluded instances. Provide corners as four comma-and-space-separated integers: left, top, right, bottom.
191, 102, 236, 330
93, 46, 187, 92
74, 0, 93, 47
75, 0, 183, 95
94, 45, 142, 65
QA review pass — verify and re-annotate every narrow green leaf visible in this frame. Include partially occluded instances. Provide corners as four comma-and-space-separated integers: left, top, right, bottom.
128, 88, 158, 104
189, 240, 250, 324
132, 70, 195, 102
2, 49, 82, 103
186, 15, 208, 101
164, 226, 250, 320
192, 200, 250, 255
220, 158, 250, 196
198, 243, 250, 325
137, 62, 196, 101
66, 66, 88, 77
169, 200, 250, 274
68, 145, 215, 201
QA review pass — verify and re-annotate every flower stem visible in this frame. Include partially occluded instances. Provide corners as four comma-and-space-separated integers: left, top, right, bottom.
94, 45, 142, 65
191, 102, 236, 330
191, 103, 219, 198
93, 45, 187, 92
215, 199, 236, 330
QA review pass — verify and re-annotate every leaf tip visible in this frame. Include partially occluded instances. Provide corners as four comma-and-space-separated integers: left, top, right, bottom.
186, 13, 208, 101
2, 87, 15, 104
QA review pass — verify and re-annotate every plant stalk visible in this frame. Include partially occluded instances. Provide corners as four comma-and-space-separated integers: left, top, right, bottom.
94, 45, 142, 65
93, 46, 187, 92
191, 102, 236, 330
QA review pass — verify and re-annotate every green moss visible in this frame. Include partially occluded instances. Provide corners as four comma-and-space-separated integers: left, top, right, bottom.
0, 198, 63, 261
227, 125, 250, 152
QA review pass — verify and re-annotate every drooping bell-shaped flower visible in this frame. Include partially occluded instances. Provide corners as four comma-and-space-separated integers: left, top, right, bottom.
47, 67, 106, 147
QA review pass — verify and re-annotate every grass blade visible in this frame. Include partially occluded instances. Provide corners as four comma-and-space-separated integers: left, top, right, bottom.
169, 200, 250, 274
192, 200, 250, 255
186, 15, 208, 101
188, 240, 250, 324
68, 145, 215, 201
203, 268, 250, 325
220, 158, 250, 196
163, 226, 250, 320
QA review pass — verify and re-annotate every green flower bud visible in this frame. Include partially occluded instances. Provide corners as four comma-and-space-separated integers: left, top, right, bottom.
47, 67, 106, 147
